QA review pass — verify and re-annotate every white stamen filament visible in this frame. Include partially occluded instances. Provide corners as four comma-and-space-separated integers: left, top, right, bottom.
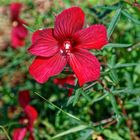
65, 43, 70, 49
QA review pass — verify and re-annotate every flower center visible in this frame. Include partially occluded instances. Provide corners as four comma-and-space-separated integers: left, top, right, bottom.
23, 119, 29, 125
60, 41, 72, 55
12, 21, 18, 27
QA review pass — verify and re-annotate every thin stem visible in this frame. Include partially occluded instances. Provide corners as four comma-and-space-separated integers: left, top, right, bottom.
93, 117, 116, 127
116, 97, 134, 140
34, 92, 81, 122
0, 125, 11, 140
83, 81, 98, 91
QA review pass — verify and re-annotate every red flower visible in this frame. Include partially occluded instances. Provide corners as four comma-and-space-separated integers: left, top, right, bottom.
12, 90, 38, 140
13, 128, 27, 140
18, 90, 30, 108
54, 75, 76, 96
10, 3, 28, 48
28, 7, 108, 86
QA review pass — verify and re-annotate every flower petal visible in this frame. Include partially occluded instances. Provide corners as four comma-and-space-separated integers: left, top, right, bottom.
69, 49, 100, 86
54, 7, 85, 41
74, 25, 108, 50
54, 75, 75, 87
18, 90, 30, 108
12, 21, 28, 48
31, 30, 42, 44
13, 128, 27, 140
28, 29, 59, 57
29, 52, 67, 83
10, 2, 22, 21
68, 88, 74, 97
29, 134, 35, 140
24, 105, 38, 128
54, 75, 75, 96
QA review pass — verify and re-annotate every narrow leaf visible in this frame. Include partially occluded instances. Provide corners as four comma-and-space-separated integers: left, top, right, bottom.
94, 5, 120, 10
122, 10, 140, 25
81, 90, 92, 102
114, 63, 140, 69
104, 43, 132, 48
23, 24, 35, 32
51, 125, 88, 139
107, 8, 121, 39
112, 88, 140, 95
107, 91, 121, 121
73, 88, 82, 106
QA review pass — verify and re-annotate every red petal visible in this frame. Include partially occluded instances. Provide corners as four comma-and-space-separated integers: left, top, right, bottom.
54, 7, 84, 41
54, 75, 75, 96
13, 128, 27, 140
29, 53, 67, 83
11, 34, 25, 47
54, 75, 75, 87
10, 2, 22, 21
74, 25, 108, 50
29, 134, 35, 140
12, 21, 28, 48
28, 29, 59, 57
68, 88, 74, 97
69, 49, 100, 86
24, 105, 38, 127
18, 90, 30, 108
31, 30, 42, 44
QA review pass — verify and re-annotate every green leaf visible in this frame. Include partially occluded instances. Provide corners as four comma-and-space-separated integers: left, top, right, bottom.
126, 97, 140, 106
91, 93, 108, 104
51, 125, 88, 139
73, 88, 82, 106
109, 70, 119, 84
103, 129, 124, 140
114, 63, 140, 69
107, 91, 121, 121
112, 88, 140, 95
104, 43, 132, 48
34, 14, 44, 29
124, 72, 133, 89
122, 10, 140, 25
77, 129, 93, 140
94, 5, 120, 10
23, 24, 35, 32
66, 96, 75, 106
81, 91, 92, 102
107, 8, 121, 40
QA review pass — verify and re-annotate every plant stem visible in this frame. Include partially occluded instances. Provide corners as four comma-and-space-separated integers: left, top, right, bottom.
0, 125, 11, 140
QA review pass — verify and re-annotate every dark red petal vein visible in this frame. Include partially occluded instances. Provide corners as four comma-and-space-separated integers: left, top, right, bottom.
69, 49, 100, 86
74, 24, 108, 50
54, 7, 85, 41
28, 29, 59, 57
29, 52, 67, 83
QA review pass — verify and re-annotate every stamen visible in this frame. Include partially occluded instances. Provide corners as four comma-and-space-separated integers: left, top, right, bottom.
60, 41, 72, 55
12, 21, 18, 27
60, 49, 64, 54
65, 43, 71, 49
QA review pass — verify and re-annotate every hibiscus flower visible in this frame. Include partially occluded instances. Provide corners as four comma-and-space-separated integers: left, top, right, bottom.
12, 90, 38, 140
28, 7, 108, 86
10, 3, 28, 48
